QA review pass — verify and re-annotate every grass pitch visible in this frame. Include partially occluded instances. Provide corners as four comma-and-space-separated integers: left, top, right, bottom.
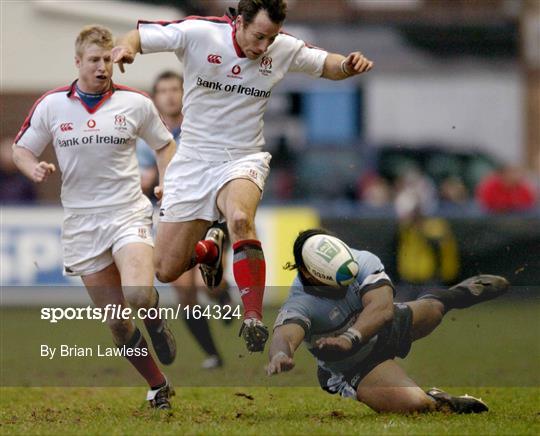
1, 387, 539, 435
1, 296, 539, 434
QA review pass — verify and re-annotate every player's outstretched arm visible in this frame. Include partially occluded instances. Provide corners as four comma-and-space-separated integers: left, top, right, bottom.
322, 52, 374, 81
12, 145, 56, 183
112, 30, 142, 73
266, 324, 304, 376
316, 285, 394, 352
153, 139, 176, 200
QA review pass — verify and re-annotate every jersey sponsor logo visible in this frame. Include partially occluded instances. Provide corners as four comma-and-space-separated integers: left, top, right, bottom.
259, 56, 273, 76
207, 54, 222, 64
197, 77, 223, 91
227, 64, 243, 79
87, 119, 96, 128
56, 135, 128, 148
57, 137, 80, 147
60, 123, 73, 132
196, 76, 271, 98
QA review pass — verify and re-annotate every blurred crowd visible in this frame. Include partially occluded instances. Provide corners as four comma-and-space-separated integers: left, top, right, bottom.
2, 129, 538, 216
266, 138, 538, 216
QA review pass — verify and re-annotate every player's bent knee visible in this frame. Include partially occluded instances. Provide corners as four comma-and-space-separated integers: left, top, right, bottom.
154, 258, 180, 283
229, 210, 254, 239
426, 299, 445, 324
155, 268, 178, 284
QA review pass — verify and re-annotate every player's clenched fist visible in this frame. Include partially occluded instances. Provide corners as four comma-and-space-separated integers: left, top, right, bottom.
32, 161, 56, 183
153, 185, 163, 201
111, 46, 135, 73
266, 351, 295, 376
342, 52, 374, 76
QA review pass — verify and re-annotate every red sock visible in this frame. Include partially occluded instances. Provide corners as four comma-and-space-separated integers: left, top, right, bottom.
195, 239, 218, 265
232, 239, 266, 320
123, 328, 165, 388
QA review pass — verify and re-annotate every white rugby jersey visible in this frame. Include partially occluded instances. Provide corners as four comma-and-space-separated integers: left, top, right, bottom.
138, 13, 328, 161
15, 81, 173, 210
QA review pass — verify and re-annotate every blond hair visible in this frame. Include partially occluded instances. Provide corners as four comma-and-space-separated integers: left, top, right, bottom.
75, 25, 114, 57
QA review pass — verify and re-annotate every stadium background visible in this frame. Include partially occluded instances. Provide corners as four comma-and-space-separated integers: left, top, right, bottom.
1, 1, 539, 434
2, 0, 539, 296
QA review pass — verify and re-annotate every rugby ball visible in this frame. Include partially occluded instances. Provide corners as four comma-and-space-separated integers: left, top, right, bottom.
301, 234, 359, 287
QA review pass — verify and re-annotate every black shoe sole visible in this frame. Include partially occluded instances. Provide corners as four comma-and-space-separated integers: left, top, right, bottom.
239, 322, 269, 353
449, 274, 510, 308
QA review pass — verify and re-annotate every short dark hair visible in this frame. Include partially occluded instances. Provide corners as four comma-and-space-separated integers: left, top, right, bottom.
284, 228, 334, 271
151, 71, 183, 95
237, 0, 287, 25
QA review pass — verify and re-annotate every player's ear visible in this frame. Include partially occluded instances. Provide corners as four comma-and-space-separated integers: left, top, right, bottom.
75, 56, 81, 69
237, 14, 245, 29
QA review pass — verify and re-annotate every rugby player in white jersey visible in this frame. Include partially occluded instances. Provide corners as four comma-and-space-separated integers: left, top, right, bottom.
137, 71, 232, 369
12, 26, 177, 409
112, 0, 374, 352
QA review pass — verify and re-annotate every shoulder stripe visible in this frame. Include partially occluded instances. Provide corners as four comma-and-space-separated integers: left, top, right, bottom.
15, 85, 70, 144
137, 14, 231, 29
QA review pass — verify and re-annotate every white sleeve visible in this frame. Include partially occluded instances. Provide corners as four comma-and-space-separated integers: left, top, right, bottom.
138, 21, 186, 54
137, 99, 174, 150
14, 97, 52, 157
357, 252, 394, 296
288, 41, 328, 77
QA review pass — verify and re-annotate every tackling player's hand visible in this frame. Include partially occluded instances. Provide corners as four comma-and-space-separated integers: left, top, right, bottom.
315, 335, 353, 353
32, 161, 56, 183
342, 52, 373, 76
111, 46, 135, 73
266, 352, 295, 376
154, 185, 163, 201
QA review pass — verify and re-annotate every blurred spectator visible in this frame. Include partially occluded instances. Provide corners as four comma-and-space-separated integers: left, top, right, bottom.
136, 71, 183, 201
0, 137, 36, 204
394, 168, 438, 220
476, 165, 537, 213
393, 168, 459, 287
357, 172, 392, 207
439, 176, 469, 205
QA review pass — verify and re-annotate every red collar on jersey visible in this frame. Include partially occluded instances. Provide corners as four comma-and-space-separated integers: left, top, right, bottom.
67, 80, 114, 114
231, 20, 247, 58
226, 8, 246, 58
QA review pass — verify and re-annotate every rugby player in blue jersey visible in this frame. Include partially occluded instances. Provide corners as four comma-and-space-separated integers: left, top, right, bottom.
267, 229, 509, 414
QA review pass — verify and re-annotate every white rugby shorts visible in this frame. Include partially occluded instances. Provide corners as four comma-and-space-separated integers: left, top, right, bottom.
62, 196, 154, 276
160, 151, 272, 223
